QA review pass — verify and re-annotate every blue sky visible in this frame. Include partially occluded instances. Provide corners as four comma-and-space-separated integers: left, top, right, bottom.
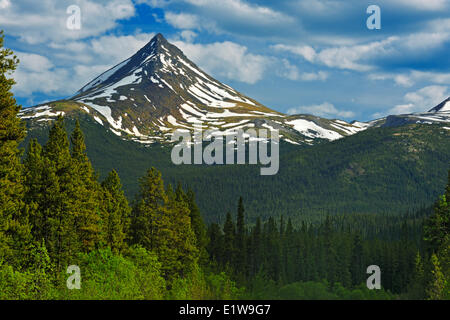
1, 0, 449, 121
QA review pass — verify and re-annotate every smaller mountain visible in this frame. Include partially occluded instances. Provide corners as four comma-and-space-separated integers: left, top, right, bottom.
429, 97, 450, 113
381, 97, 450, 128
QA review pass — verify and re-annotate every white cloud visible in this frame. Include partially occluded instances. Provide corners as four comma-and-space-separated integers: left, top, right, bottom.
272, 37, 399, 72
173, 40, 271, 84
0, 0, 136, 44
142, 0, 295, 34
12, 32, 155, 99
287, 102, 355, 118
272, 44, 317, 63
316, 37, 398, 71
369, 71, 450, 87
392, 0, 448, 11
180, 30, 198, 43
276, 59, 328, 81
389, 85, 449, 114
165, 12, 200, 29
0, 0, 10, 9
299, 71, 328, 81
183, 0, 292, 26
13, 52, 74, 96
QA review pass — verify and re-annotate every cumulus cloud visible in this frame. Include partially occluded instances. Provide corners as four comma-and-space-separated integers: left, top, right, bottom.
389, 85, 449, 114
392, 0, 448, 11
173, 40, 271, 84
369, 71, 450, 88
272, 37, 401, 72
12, 32, 155, 98
287, 102, 355, 119
13, 52, 74, 96
0, 0, 135, 44
276, 59, 328, 81
165, 12, 200, 30
272, 44, 317, 63
141, 0, 296, 35
179, 30, 198, 43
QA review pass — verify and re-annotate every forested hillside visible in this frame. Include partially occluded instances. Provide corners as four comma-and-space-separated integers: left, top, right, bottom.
23, 113, 450, 224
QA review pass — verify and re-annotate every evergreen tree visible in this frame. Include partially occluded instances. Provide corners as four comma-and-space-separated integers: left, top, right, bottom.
131, 167, 167, 249
0, 30, 31, 266
407, 251, 426, 299
235, 197, 247, 276
69, 120, 102, 251
222, 212, 235, 268
132, 168, 198, 282
427, 253, 446, 300
101, 169, 131, 253
23, 139, 45, 241
40, 116, 74, 269
185, 188, 208, 264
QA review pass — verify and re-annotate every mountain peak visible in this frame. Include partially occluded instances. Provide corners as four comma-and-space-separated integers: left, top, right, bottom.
141, 33, 169, 52
429, 97, 450, 113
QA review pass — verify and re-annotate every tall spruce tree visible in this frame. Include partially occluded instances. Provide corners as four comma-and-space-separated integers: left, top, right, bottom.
69, 120, 102, 251
235, 197, 247, 276
0, 30, 31, 266
223, 212, 235, 268
131, 167, 167, 249
132, 168, 198, 282
101, 169, 131, 253
185, 188, 208, 264
40, 116, 74, 269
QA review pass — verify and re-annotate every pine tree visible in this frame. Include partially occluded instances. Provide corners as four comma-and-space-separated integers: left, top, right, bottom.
427, 253, 446, 300
132, 168, 198, 282
69, 120, 102, 251
185, 188, 208, 264
407, 251, 426, 299
207, 223, 223, 267
101, 169, 131, 253
131, 167, 167, 249
251, 217, 262, 276
222, 212, 235, 268
40, 117, 76, 269
24, 139, 45, 241
0, 30, 31, 266
28, 117, 101, 269
351, 234, 364, 286
235, 197, 247, 276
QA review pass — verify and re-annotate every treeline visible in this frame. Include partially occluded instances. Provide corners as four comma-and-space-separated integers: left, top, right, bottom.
205, 188, 449, 299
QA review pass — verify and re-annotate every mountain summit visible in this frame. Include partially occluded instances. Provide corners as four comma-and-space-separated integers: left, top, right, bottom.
66, 33, 291, 143
19, 34, 449, 145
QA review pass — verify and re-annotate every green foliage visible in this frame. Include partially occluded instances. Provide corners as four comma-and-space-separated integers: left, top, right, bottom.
101, 169, 131, 253
60, 248, 164, 300
0, 30, 31, 267
131, 168, 198, 283
24, 117, 103, 269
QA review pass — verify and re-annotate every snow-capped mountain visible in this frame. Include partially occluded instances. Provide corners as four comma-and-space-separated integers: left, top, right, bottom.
380, 97, 450, 128
18, 34, 449, 145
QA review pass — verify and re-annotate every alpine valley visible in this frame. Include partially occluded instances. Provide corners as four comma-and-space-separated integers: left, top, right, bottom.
20, 34, 450, 223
